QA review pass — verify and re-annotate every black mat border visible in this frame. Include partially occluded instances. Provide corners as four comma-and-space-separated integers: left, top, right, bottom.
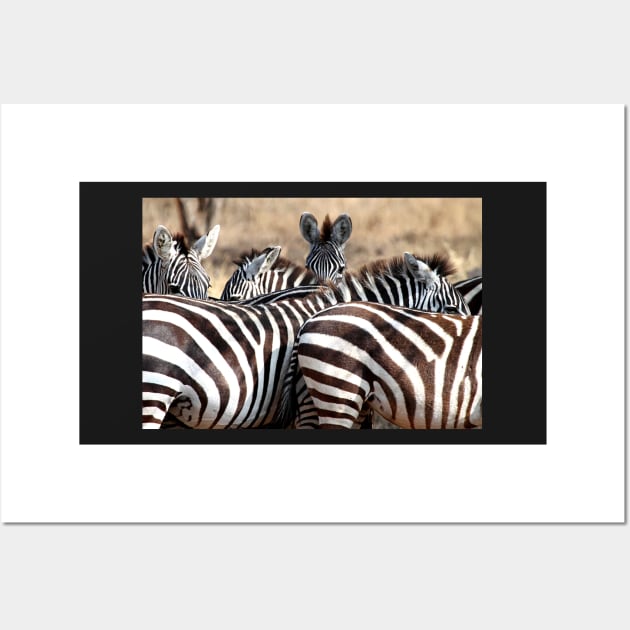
80, 182, 546, 445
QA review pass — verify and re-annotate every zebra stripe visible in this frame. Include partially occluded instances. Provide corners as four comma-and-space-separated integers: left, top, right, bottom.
220, 246, 320, 301
453, 275, 482, 315
142, 224, 220, 299
153, 284, 337, 430
143, 290, 337, 429
300, 213, 352, 282
143, 252, 469, 429
291, 302, 482, 429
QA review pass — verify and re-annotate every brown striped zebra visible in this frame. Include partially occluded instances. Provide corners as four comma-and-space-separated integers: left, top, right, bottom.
277, 302, 481, 430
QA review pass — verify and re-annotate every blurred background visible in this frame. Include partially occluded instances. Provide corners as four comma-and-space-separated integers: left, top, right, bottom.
142, 197, 482, 298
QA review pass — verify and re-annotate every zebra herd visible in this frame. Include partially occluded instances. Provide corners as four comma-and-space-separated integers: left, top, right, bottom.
142, 211, 483, 430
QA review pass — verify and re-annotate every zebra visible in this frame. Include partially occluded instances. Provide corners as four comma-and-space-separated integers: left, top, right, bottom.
357, 274, 481, 430
453, 275, 482, 315
142, 252, 470, 429
300, 213, 352, 282
219, 246, 323, 300
364, 274, 481, 430
278, 303, 482, 430
142, 224, 220, 299
220, 213, 352, 300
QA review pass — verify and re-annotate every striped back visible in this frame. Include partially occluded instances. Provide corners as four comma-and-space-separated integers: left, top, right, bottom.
453, 275, 483, 315
142, 289, 338, 429
220, 247, 319, 300
300, 213, 352, 282
142, 224, 220, 299
293, 302, 482, 429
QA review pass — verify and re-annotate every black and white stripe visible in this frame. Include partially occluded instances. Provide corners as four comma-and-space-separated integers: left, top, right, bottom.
219, 246, 320, 300
286, 302, 482, 429
143, 252, 469, 429
300, 213, 352, 283
142, 224, 220, 299
453, 275, 482, 315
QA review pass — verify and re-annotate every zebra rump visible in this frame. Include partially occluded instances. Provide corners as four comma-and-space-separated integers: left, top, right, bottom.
143, 289, 338, 429
279, 302, 482, 430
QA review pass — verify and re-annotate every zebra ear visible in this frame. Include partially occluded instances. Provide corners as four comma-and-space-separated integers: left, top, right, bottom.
245, 246, 282, 279
403, 252, 439, 286
153, 225, 174, 261
330, 214, 352, 249
194, 224, 221, 260
299, 213, 319, 245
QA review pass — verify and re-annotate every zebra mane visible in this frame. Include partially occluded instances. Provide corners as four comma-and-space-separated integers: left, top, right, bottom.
232, 249, 298, 271
232, 249, 312, 275
168, 233, 190, 254
318, 215, 334, 242
233, 248, 264, 266
354, 253, 457, 282
272, 256, 304, 271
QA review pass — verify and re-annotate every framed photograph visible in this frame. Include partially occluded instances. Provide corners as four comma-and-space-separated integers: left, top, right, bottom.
3, 104, 622, 523
80, 181, 545, 446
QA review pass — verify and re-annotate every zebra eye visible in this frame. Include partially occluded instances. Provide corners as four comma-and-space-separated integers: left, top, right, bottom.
168, 284, 183, 296
444, 305, 461, 315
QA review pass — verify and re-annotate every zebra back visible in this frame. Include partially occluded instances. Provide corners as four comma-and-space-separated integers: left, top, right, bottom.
220, 247, 320, 300
142, 224, 220, 299
292, 302, 482, 429
300, 213, 352, 282
143, 289, 338, 429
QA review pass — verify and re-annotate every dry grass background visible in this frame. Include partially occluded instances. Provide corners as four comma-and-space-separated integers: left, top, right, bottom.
142, 197, 482, 298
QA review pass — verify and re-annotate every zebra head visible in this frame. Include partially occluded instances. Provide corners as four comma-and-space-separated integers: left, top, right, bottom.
220, 246, 282, 300
300, 212, 352, 283
150, 224, 220, 299
403, 252, 471, 315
